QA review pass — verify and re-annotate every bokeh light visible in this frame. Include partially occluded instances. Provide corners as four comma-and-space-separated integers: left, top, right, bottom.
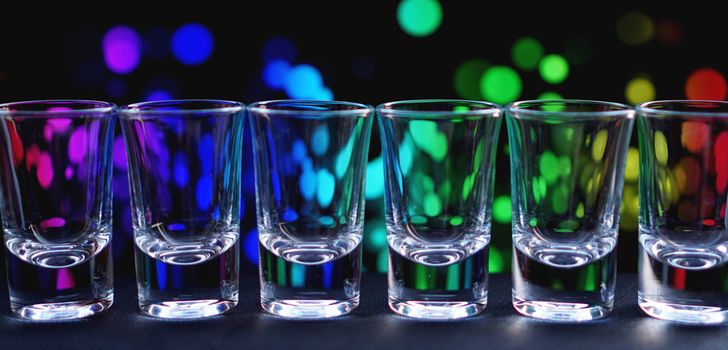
492, 195, 512, 224
145, 89, 173, 101
263, 59, 292, 90
284, 64, 324, 99
685, 68, 727, 100
625, 77, 656, 104
366, 156, 385, 199
397, 0, 443, 37
625, 147, 639, 181
539, 54, 569, 84
261, 36, 297, 63
102, 26, 141, 74
172, 23, 214, 66
616, 12, 654, 45
454, 58, 489, 100
512, 37, 544, 71
564, 37, 592, 65
480, 65, 522, 104
656, 19, 684, 46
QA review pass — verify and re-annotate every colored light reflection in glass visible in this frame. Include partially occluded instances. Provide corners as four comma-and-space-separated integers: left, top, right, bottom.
539, 54, 569, 84
512, 37, 544, 71
493, 195, 512, 224
625, 77, 655, 105
397, 0, 443, 38
103, 26, 141, 74
685, 68, 727, 100
453, 58, 489, 100
616, 12, 654, 45
172, 23, 214, 66
480, 65, 522, 104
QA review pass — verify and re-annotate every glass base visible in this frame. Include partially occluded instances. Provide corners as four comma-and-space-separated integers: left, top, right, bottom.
388, 297, 487, 320
139, 299, 237, 319
11, 295, 113, 320
512, 295, 611, 322
638, 294, 728, 324
261, 297, 359, 319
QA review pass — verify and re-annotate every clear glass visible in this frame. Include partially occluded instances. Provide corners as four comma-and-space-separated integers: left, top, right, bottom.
120, 100, 244, 319
249, 100, 373, 319
377, 100, 501, 319
506, 100, 634, 321
638, 100, 728, 324
0, 100, 115, 320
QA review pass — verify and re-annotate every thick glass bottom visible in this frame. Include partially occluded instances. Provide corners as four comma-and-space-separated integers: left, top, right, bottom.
638, 293, 728, 324
512, 294, 612, 321
388, 296, 486, 320
139, 299, 237, 319
11, 295, 113, 320
261, 297, 358, 319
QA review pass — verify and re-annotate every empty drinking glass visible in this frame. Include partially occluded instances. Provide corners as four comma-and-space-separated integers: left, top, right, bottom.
638, 100, 728, 324
378, 99, 501, 319
120, 100, 244, 318
506, 100, 634, 321
249, 100, 373, 319
0, 100, 116, 320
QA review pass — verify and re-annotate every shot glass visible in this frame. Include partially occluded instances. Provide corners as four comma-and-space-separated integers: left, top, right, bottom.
249, 100, 373, 319
120, 100, 244, 319
377, 100, 501, 319
506, 100, 634, 321
0, 100, 115, 320
637, 100, 728, 324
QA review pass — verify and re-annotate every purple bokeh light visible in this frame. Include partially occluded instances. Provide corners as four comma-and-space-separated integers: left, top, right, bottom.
102, 26, 141, 74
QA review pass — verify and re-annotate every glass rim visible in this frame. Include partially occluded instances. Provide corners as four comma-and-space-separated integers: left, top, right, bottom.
507, 99, 634, 118
376, 99, 501, 118
0, 99, 116, 117
637, 99, 728, 117
120, 99, 244, 117
247, 99, 373, 117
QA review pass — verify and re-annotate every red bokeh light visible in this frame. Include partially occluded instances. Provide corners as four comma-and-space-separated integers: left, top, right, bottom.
685, 68, 728, 100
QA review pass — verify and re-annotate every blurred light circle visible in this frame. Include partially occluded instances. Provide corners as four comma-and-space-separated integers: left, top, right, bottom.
284, 64, 324, 99
263, 59, 291, 90
656, 19, 684, 46
685, 68, 727, 100
539, 54, 569, 84
102, 26, 141, 74
625, 77, 656, 105
616, 12, 654, 45
397, 0, 443, 37
172, 23, 214, 66
453, 58, 489, 100
146, 89, 173, 101
512, 37, 544, 71
261, 36, 297, 63
480, 65, 522, 104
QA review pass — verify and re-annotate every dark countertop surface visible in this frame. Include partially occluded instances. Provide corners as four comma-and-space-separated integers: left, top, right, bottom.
1, 271, 725, 350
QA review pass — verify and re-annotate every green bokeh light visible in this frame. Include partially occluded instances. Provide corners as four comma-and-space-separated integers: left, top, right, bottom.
493, 195, 512, 224
489, 247, 504, 273
376, 248, 388, 273
424, 192, 442, 217
539, 54, 569, 84
364, 220, 387, 252
449, 216, 464, 226
480, 65, 522, 104
454, 58, 490, 100
616, 12, 654, 46
564, 37, 592, 65
537, 92, 566, 112
512, 37, 544, 71
410, 120, 447, 162
539, 151, 560, 185
397, 0, 443, 37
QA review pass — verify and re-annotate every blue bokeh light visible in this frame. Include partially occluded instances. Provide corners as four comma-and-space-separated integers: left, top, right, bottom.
261, 36, 297, 63
284, 64, 323, 99
146, 89, 173, 101
171, 23, 214, 66
244, 228, 259, 265
263, 59, 291, 90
